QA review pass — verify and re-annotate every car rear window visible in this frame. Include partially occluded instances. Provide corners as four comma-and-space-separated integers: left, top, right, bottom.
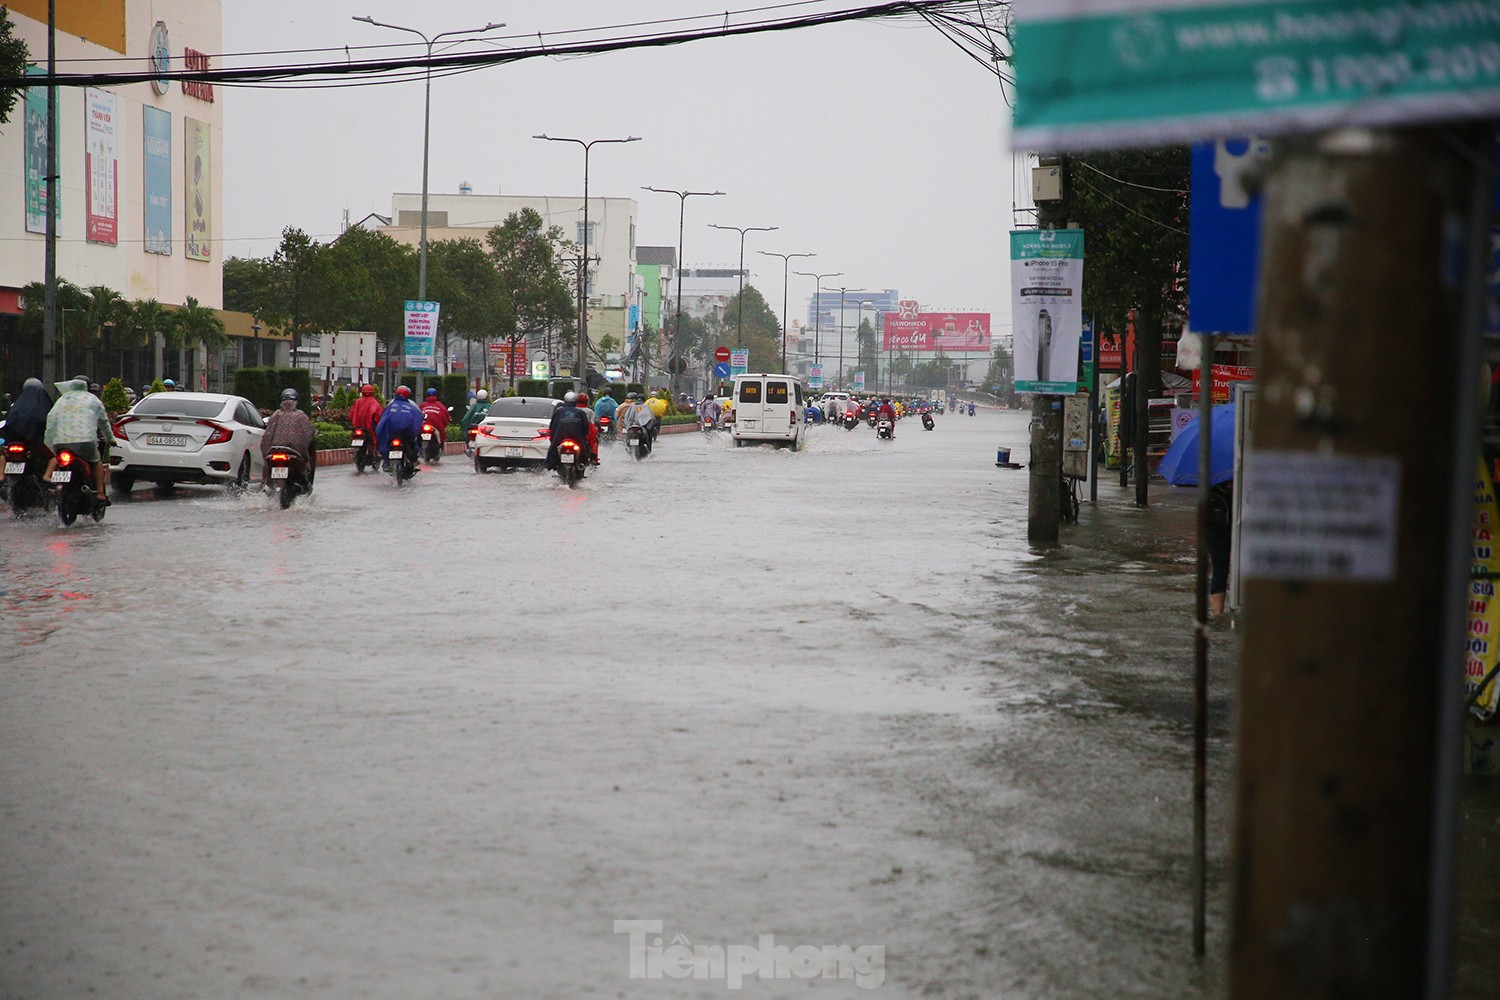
767, 382, 789, 404
738, 382, 762, 403
131, 397, 227, 418
488, 397, 558, 418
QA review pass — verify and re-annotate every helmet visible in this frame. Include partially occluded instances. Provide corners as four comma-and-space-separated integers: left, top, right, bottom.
477, 389, 488, 400
564, 391, 578, 404
162, 378, 175, 388
577, 392, 589, 405
281, 388, 299, 402
396, 385, 412, 398
361, 384, 376, 396
426, 388, 438, 397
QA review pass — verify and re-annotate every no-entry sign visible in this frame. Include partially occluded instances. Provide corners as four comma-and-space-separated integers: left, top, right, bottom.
714, 346, 731, 363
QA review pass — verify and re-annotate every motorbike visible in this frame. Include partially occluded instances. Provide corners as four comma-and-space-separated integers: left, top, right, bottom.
866, 411, 878, 428
968, 403, 976, 416
842, 410, 859, 431
5, 439, 53, 515
556, 436, 587, 488
50, 447, 106, 526
421, 422, 443, 463
598, 414, 617, 444
877, 418, 894, 441
464, 424, 481, 457
265, 446, 312, 509
350, 427, 379, 474
387, 435, 418, 487
626, 423, 653, 461
921, 411, 935, 431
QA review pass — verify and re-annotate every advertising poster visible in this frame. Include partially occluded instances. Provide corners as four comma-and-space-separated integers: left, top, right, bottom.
881, 302, 991, 352
853, 370, 865, 392
1468, 459, 1500, 720
1011, 229, 1084, 395
730, 348, 749, 377
85, 89, 119, 244
24, 67, 51, 234
809, 364, 823, 390
185, 117, 212, 261
1191, 364, 1256, 404
143, 106, 172, 255
404, 300, 440, 371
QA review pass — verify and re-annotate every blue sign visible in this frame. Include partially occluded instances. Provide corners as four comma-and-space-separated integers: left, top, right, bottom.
628, 303, 640, 332
1188, 138, 1268, 336
1079, 317, 1094, 364
714, 361, 730, 378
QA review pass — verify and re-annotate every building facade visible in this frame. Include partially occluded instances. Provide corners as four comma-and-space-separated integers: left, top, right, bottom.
0, 0, 231, 394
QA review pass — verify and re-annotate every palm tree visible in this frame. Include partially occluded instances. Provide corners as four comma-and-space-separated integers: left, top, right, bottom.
173, 296, 228, 391
130, 298, 177, 384
82, 285, 133, 380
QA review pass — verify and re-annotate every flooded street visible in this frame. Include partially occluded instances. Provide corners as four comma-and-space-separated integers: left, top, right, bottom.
1, 409, 1237, 998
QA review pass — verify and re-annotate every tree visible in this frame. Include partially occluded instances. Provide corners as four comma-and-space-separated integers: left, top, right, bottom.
426, 237, 514, 374
223, 255, 281, 319
856, 317, 878, 382
0, 9, 28, 126
982, 342, 1017, 406
319, 228, 417, 391
486, 209, 572, 376
715, 285, 781, 375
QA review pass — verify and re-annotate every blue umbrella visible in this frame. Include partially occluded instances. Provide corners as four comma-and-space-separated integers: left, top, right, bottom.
1158, 402, 1235, 486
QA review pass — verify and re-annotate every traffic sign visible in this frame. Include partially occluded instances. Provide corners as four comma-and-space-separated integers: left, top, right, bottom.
730, 348, 749, 377
714, 345, 731, 363
1189, 138, 1269, 335
714, 361, 730, 378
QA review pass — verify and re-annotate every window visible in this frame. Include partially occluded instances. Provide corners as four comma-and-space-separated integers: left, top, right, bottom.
576, 222, 596, 246
133, 397, 230, 418
236, 401, 264, 428
767, 382, 789, 404
793, 383, 803, 405
738, 381, 762, 404
585, 273, 595, 297
490, 397, 560, 416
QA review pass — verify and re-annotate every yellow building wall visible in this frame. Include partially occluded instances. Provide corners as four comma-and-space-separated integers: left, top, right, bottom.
11, 0, 126, 54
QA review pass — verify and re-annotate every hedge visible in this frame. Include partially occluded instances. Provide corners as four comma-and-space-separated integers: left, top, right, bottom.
313, 428, 352, 450
235, 367, 311, 414
626, 382, 645, 398
437, 373, 468, 412
516, 379, 548, 397
601, 384, 627, 404
661, 414, 699, 426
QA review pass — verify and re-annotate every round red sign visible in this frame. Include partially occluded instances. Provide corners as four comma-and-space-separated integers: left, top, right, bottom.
714, 346, 731, 363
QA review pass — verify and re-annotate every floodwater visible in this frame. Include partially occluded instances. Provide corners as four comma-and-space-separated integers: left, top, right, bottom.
0, 409, 1239, 998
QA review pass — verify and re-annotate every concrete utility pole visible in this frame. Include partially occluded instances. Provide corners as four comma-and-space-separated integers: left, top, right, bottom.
1230, 126, 1487, 997
41, 0, 57, 384
1027, 156, 1065, 545
1133, 304, 1159, 507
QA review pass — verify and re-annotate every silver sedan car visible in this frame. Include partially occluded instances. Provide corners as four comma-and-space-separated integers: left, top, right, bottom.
472, 395, 559, 472
109, 392, 266, 494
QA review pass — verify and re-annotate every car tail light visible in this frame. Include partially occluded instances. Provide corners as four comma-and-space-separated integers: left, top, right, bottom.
535, 429, 551, 439
197, 420, 233, 445
112, 416, 137, 441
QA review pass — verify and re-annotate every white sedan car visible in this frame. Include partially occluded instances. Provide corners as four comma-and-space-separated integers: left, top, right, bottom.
472, 395, 560, 472
110, 392, 266, 494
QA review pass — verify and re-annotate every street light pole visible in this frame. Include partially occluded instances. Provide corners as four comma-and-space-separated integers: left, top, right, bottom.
643, 186, 725, 392
758, 250, 814, 374
536, 134, 641, 383
825, 286, 851, 390
353, 16, 504, 303
708, 224, 777, 347
794, 270, 842, 372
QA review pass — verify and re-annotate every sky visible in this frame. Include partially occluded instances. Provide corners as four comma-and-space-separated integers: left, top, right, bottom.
221, 1, 1022, 333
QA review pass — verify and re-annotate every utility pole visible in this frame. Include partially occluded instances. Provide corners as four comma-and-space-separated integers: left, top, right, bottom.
710, 223, 777, 346
1027, 156, 1066, 545
1133, 304, 1159, 507
41, 0, 57, 384
1229, 125, 1486, 997
758, 250, 814, 373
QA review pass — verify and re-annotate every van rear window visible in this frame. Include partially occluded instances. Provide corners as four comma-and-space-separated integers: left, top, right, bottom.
739, 382, 762, 403
767, 382, 788, 404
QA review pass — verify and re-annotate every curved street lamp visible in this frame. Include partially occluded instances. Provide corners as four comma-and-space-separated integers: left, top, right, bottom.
708, 224, 777, 347
642, 186, 725, 392
793, 270, 843, 372
758, 250, 814, 373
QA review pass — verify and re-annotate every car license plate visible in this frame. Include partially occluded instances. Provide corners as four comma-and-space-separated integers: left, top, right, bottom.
505, 447, 523, 458
561, 453, 576, 465
271, 466, 289, 480
50, 470, 71, 483
147, 434, 189, 446
4, 462, 23, 475
388, 450, 403, 460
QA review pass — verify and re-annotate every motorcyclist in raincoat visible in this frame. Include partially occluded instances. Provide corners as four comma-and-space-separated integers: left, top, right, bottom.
348, 384, 384, 436
544, 392, 591, 470
460, 389, 491, 433
376, 386, 425, 466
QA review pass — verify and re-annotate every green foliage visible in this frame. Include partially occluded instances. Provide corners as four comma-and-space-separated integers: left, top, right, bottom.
486, 209, 573, 349
550, 381, 571, 401
626, 382, 645, 398
0, 9, 28, 127
313, 428, 352, 451
516, 379, 548, 397
149, 378, 168, 396
279, 368, 313, 414
445, 424, 464, 442
661, 414, 699, 426
712, 285, 781, 374
602, 384, 627, 404
437, 373, 468, 412
101, 378, 130, 414
170, 296, 227, 349
235, 367, 311, 413
233, 368, 267, 409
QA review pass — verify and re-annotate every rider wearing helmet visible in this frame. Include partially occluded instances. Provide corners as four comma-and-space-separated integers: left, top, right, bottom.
460, 388, 491, 434
349, 383, 384, 439
575, 391, 600, 464
259, 388, 318, 486
419, 387, 450, 436
544, 390, 590, 470
376, 385, 426, 469
876, 396, 898, 436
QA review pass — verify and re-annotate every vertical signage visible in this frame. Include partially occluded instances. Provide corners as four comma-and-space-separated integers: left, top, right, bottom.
853, 370, 865, 392
1011, 229, 1085, 395
730, 348, 749, 377
1469, 459, 1500, 720
185, 117, 212, 261
809, 364, 824, 390
404, 300, 440, 371
23, 66, 51, 234
142, 106, 172, 255
85, 89, 119, 244
1189, 138, 1269, 335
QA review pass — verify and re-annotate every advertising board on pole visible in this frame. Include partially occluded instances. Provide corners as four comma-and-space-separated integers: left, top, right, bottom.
1012, 229, 1085, 395
853, 370, 866, 392
809, 364, 824, 390
24, 67, 51, 235
1468, 458, 1500, 720
1190, 137, 1270, 335
403, 300, 440, 371
730, 348, 749, 377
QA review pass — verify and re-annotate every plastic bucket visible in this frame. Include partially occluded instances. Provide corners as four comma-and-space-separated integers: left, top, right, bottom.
996, 447, 1012, 465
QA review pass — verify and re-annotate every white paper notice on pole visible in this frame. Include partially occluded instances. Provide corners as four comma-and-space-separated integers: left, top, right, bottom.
1240, 450, 1400, 583
1011, 229, 1083, 395
404, 300, 439, 372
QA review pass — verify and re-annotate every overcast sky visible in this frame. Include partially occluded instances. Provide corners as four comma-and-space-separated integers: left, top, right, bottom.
222, 1, 1020, 330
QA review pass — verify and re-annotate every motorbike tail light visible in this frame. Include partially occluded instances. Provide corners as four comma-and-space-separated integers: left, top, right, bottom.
58, 450, 75, 466
5, 442, 25, 456
467, 426, 479, 439
422, 423, 434, 434
391, 437, 403, 448
560, 439, 581, 453
270, 451, 291, 465
197, 420, 233, 445
112, 416, 137, 441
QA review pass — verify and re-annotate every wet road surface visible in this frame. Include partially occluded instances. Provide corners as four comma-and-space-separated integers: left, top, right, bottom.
1, 410, 1238, 998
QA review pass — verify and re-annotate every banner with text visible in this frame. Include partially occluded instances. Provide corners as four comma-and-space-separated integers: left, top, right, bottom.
143, 106, 172, 255
490, 338, 528, 376
85, 88, 118, 245
24, 67, 52, 234
185, 117, 212, 261
1191, 364, 1257, 403
853, 370, 866, 392
404, 300, 440, 371
1469, 459, 1500, 720
809, 364, 824, 390
1011, 229, 1085, 395
730, 348, 749, 377
881, 303, 991, 352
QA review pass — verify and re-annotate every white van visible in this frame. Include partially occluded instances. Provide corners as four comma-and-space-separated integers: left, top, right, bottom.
730, 373, 805, 449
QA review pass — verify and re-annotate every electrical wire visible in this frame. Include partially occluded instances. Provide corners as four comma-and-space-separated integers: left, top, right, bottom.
1073, 174, 1187, 237
1074, 158, 1188, 195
